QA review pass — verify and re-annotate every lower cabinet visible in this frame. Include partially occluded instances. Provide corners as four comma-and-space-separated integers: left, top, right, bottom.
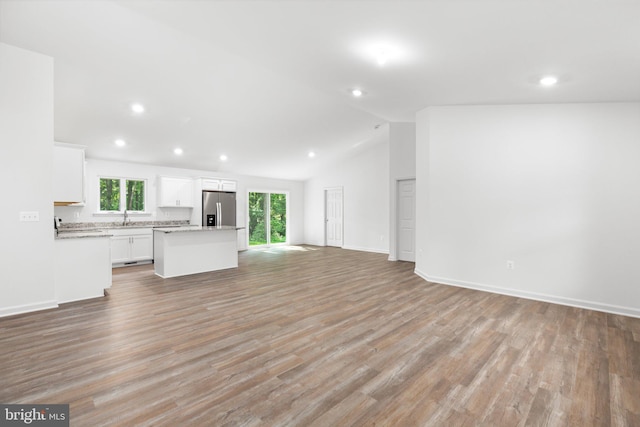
110, 228, 153, 266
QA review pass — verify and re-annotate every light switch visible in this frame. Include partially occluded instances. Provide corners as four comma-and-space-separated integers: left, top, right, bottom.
19, 211, 40, 222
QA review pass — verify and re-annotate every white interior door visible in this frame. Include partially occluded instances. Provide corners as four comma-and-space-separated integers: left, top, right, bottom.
325, 188, 343, 247
397, 179, 416, 262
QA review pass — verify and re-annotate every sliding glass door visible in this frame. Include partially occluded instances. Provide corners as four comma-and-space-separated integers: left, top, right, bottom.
248, 191, 288, 247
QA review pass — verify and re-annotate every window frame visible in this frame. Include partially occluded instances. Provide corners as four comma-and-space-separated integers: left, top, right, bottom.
98, 176, 147, 213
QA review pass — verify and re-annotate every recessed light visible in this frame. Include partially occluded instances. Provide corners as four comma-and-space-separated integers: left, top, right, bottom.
352, 88, 363, 97
114, 139, 126, 147
220, 154, 228, 161
174, 148, 183, 155
539, 76, 558, 87
131, 103, 145, 113
369, 43, 405, 66
308, 151, 316, 158
375, 47, 389, 66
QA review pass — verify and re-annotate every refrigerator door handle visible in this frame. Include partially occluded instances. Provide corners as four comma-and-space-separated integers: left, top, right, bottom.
217, 202, 221, 227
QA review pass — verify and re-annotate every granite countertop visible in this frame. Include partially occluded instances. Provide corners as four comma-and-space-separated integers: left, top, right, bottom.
57, 220, 191, 232
153, 225, 243, 233
55, 230, 113, 240
56, 221, 244, 236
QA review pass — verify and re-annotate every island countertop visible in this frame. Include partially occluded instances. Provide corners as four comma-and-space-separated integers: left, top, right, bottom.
153, 225, 244, 233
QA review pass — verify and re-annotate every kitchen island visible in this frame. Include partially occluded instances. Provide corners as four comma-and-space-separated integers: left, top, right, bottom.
153, 226, 239, 278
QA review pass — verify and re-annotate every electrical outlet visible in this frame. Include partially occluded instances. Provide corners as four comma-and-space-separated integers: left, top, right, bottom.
19, 211, 40, 222
506, 260, 515, 270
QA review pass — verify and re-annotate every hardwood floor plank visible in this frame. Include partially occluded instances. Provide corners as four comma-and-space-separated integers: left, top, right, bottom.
524, 387, 555, 427
1, 246, 639, 426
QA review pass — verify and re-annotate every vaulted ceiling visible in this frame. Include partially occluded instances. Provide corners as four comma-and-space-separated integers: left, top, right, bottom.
1, 1, 638, 180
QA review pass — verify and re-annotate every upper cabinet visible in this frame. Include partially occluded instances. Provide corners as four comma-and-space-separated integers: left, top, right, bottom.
53, 143, 85, 205
221, 180, 237, 192
202, 179, 220, 191
157, 176, 194, 207
202, 178, 237, 192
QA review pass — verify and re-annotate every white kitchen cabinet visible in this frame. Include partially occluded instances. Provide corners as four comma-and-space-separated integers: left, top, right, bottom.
110, 236, 132, 264
131, 234, 153, 261
110, 228, 153, 266
53, 143, 85, 205
202, 179, 220, 191
201, 178, 236, 192
221, 180, 237, 192
158, 176, 194, 207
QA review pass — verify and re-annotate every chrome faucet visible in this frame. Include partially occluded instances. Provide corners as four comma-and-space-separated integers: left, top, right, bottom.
123, 209, 129, 226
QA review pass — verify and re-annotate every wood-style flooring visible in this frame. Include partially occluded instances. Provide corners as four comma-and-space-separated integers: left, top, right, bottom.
1, 246, 639, 426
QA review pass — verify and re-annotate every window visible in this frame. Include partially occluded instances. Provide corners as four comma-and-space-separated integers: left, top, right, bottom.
100, 178, 120, 211
99, 177, 146, 212
248, 191, 288, 246
125, 180, 145, 211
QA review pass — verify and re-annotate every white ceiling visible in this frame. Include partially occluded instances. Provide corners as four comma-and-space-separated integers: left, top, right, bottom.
1, 0, 639, 180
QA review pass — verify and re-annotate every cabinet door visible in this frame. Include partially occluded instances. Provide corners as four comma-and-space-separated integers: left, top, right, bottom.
110, 236, 131, 264
176, 179, 194, 207
158, 177, 193, 207
53, 145, 85, 204
220, 180, 237, 192
202, 179, 220, 191
158, 177, 180, 206
130, 235, 153, 261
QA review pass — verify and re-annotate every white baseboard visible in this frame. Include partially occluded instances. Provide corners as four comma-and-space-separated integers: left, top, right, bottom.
0, 300, 59, 318
342, 245, 389, 255
414, 269, 640, 319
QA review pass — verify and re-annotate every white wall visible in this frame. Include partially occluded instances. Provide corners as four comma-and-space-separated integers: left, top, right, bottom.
416, 102, 640, 317
388, 122, 416, 261
0, 43, 56, 317
305, 138, 390, 253
54, 158, 305, 249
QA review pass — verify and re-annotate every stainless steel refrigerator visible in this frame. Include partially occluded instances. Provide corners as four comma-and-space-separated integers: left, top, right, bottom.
202, 191, 236, 227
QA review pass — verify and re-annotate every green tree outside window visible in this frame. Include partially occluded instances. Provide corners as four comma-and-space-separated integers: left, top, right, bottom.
100, 178, 120, 211
249, 191, 287, 246
249, 192, 267, 245
270, 193, 287, 244
125, 180, 145, 211
99, 177, 145, 212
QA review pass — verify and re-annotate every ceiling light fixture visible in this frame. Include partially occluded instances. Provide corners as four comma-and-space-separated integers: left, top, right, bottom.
539, 76, 559, 87
352, 40, 411, 69
375, 47, 389, 66
220, 154, 228, 161
131, 103, 145, 113
352, 88, 363, 97
114, 139, 126, 147
174, 147, 183, 155
308, 151, 316, 158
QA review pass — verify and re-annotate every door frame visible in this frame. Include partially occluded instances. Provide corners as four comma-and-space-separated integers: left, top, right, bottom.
324, 186, 343, 247
389, 177, 416, 261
